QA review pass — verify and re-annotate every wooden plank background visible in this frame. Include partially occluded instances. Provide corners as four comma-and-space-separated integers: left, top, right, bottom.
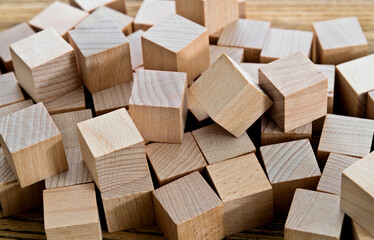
0, 0, 373, 239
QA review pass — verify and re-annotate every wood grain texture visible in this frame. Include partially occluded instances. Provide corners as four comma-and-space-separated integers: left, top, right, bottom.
209, 45, 244, 66
0, 72, 25, 108
239, 63, 265, 84
44, 86, 85, 115
134, 0, 175, 31
367, 90, 374, 119
352, 221, 374, 240
128, 30, 144, 70
69, 0, 127, 13
0, 100, 33, 119
187, 88, 209, 123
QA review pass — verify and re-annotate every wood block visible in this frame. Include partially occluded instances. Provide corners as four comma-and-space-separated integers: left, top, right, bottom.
10, 28, 81, 103
238, 0, 246, 18
206, 153, 273, 235
0, 22, 35, 71
367, 91, 374, 119
352, 221, 374, 240
76, 6, 133, 35
153, 172, 224, 240
44, 86, 85, 115
129, 69, 188, 143
28, 1, 88, 39
43, 183, 102, 240
209, 45, 244, 66
0, 103, 68, 188
217, 19, 271, 62
187, 88, 209, 123
317, 153, 359, 195
0, 100, 33, 119
261, 114, 312, 146
313, 17, 368, 65
101, 175, 155, 232
285, 189, 344, 240
190, 54, 272, 137
128, 30, 144, 70
341, 151, 374, 236
69, 0, 127, 13
0, 72, 25, 108
77, 108, 149, 192
336, 54, 374, 117
134, 0, 175, 31
146, 132, 207, 185
192, 123, 256, 165
142, 14, 209, 85
239, 63, 266, 84
259, 51, 328, 132
209, 29, 222, 45
317, 114, 374, 165
259, 139, 321, 216
68, 18, 133, 93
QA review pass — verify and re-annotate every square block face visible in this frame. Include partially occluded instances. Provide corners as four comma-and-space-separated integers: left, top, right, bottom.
285, 189, 344, 240
71, 0, 126, 13
209, 45, 244, 66
134, 0, 175, 31
0, 72, 25, 108
240, 63, 266, 84
207, 153, 273, 235
259, 51, 328, 132
0, 100, 33, 119
44, 87, 85, 115
128, 31, 144, 70
146, 132, 207, 185
192, 123, 256, 165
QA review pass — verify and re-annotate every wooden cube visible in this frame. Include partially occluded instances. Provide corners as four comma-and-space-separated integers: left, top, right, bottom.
192, 123, 256, 165
28, 1, 88, 39
313, 17, 368, 65
128, 30, 144, 70
44, 86, 85, 115
101, 175, 155, 232
0, 72, 25, 108
190, 54, 272, 137
134, 0, 175, 31
142, 14, 209, 85
260, 139, 321, 216
0, 103, 68, 188
259, 51, 328, 132
69, 0, 127, 13
209, 45, 244, 66
336, 54, 374, 117
44, 183, 102, 240
10, 28, 81, 103
367, 91, 374, 119
285, 189, 344, 240
153, 172, 224, 240
129, 70, 188, 143
352, 221, 374, 240
0, 100, 33, 119
240, 63, 266, 84
206, 153, 273, 235
146, 132, 207, 185
218, 19, 271, 62
0, 22, 35, 71
176, 0, 238, 35
68, 18, 133, 93
188, 88, 210, 123
77, 108, 149, 192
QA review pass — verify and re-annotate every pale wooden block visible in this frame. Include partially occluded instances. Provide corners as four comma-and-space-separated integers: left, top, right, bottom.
77, 108, 149, 192
317, 153, 359, 195
190, 54, 272, 137
142, 14, 209, 85
176, 0, 238, 35
0, 100, 33, 119
153, 172, 224, 240
238, 0, 246, 18
0, 72, 25, 108
313, 17, 368, 65
68, 18, 133, 93
69, 0, 127, 13
259, 51, 328, 132
134, 0, 175, 31
0, 103, 68, 188
367, 91, 374, 119
44, 86, 85, 115
10, 28, 82, 103
209, 45, 244, 66
218, 19, 271, 62
0, 22, 35, 71
352, 221, 374, 240
336, 54, 374, 117
239, 63, 266, 84
28, 1, 88, 39
101, 175, 155, 232
192, 123, 256, 165
44, 183, 102, 240
128, 30, 144, 70
260, 139, 321, 216
187, 88, 209, 123
285, 189, 344, 240
207, 153, 273, 235
129, 70, 188, 143
146, 132, 207, 185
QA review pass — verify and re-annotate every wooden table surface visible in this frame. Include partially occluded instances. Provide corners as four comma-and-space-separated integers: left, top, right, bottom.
0, 0, 373, 239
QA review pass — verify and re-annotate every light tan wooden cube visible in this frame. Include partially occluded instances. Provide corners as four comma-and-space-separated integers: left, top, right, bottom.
0, 72, 25, 108
187, 88, 210, 123
209, 45, 244, 66
70, 0, 127, 13
134, 0, 175, 31
44, 86, 85, 115
240, 63, 266, 84
128, 31, 144, 70
0, 100, 33, 119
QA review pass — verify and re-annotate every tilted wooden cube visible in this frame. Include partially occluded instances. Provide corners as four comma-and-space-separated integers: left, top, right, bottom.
188, 88, 210, 123
0, 72, 25, 108
69, 0, 127, 13
128, 31, 144, 70
44, 86, 86, 115
190, 54, 273, 137
259, 51, 328, 132
134, 0, 175, 31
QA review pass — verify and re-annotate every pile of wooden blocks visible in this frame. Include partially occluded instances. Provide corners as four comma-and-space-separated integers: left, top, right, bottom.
0, 0, 373, 239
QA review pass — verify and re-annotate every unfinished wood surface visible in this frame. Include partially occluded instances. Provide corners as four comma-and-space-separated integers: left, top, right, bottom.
260, 139, 321, 217
367, 91, 374, 119
43, 183, 102, 240
192, 123, 256, 165
187, 88, 209, 123
142, 14, 209, 85
44, 86, 85, 115
129, 69, 188, 143
352, 221, 374, 240
68, 18, 133, 93
209, 29, 222, 45
10, 28, 81, 103
285, 189, 344, 240
101, 175, 155, 232
128, 30, 144, 70
239, 63, 266, 84
238, 0, 246, 18
0, 100, 33, 119
0, 103, 68, 188
217, 19, 271, 62
69, 0, 127, 13
190, 54, 272, 137
207, 153, 273, 235
313, 17, 368, 65
0, 72, 25, 108
209, 45, 244, 66
134, 0, 175, 31
153, 172, 224, 240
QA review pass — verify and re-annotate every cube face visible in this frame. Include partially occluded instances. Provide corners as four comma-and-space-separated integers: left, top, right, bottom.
240, 63, 266, 84
0, 72, 25, 108
128, 31, 144, 70
187, 88, 209, 122
70, 0, 126, 13
316, 64, 335, 114
352, 221, 374, 240
209, 45, 244, 66
44, 86, 86, 115
367, 91, 374, 119
134, 0, 175, 31
0, 100, 33, 119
